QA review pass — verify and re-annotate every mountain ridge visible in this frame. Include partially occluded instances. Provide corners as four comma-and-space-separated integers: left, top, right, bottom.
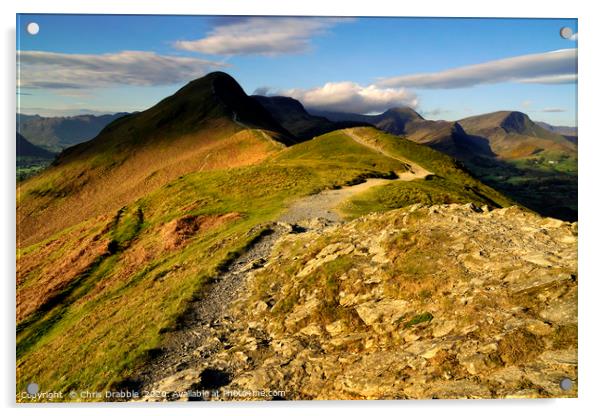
252, 95, 368, 140
308, 106, 423, 135
17, 112, 130, 152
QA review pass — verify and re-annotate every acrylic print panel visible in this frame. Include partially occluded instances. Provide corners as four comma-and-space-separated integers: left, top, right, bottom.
16, 14, 577, 402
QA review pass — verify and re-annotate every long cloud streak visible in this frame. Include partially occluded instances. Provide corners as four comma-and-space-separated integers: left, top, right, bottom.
377, 49, 577, 89
18, 50, 227, 90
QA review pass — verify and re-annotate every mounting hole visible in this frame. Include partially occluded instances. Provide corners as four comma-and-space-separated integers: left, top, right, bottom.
559, 377, 573, 391
26, 22, 40, 35
26, 382, 39, 395
559, 27, 573, 40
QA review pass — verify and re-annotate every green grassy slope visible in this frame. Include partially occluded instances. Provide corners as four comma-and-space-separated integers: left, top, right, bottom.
272, 129, 407, 175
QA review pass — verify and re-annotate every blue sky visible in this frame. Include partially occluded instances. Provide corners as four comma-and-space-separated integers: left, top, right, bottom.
17, 14, 577, 125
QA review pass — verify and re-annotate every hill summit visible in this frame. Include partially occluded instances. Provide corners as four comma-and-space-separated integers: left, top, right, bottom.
458, 110, 565, 142
171, 72, 292, 139
307, 106, 423, 135
18, 72, 296, 246
58, 72, 294, 165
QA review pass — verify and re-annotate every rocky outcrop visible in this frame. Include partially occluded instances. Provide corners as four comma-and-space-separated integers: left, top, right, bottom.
146, 203, 577, 400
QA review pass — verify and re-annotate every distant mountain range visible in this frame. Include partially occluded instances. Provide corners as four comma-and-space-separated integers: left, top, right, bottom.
457, 111, 576, 159
535, 121, 577, 136
307, 107, 577, 164
17, 112, 130, 152
17, 97, 577, 165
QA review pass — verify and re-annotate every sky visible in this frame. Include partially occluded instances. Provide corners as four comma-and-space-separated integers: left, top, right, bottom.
16, 14, 577, 126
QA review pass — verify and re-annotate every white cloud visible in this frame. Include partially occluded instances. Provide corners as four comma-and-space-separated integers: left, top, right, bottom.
570, 32, 578, 41
377, 49, 577, 89
174, 17, 349, 56
17, 50, 227, 90
517, 74, 577, 84
253, 86, 271, 96
541, 108, 566, 113
282, 81, 418, 114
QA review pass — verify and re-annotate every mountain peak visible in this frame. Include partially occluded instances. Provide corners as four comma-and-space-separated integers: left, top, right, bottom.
126, 72, 291, 143
166, 71, 242, 107
459, 110, 537, 135
181, 71, 238, 88
169, 71, 249, 115
498, 111, 532, 133
383, 107, 424, 121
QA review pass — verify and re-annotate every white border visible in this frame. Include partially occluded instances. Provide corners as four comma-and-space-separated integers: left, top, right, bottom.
3, 1, 600, 415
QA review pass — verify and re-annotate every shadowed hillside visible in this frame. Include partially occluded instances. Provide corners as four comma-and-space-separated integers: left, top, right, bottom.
253, 95, 368, 140
309, 107, 424, 135
536, 121, 577, 144
17, 133, 55, 159
16, 133, 56, 181
455, 111, 577, 221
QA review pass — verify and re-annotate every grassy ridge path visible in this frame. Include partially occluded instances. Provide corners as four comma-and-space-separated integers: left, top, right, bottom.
343, 128, 433, 180
279, 129, 432, 224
